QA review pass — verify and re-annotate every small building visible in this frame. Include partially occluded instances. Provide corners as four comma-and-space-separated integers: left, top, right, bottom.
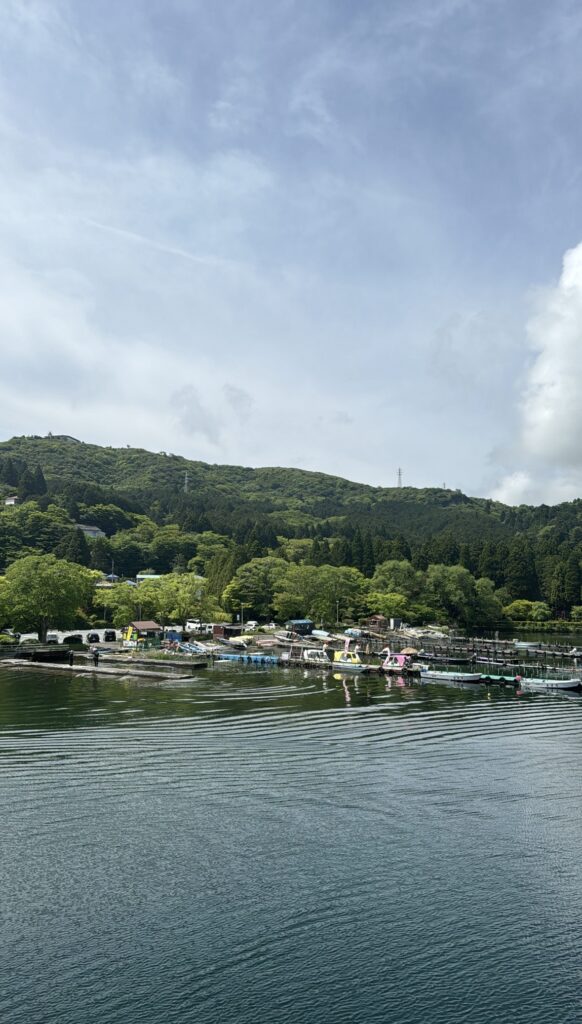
77, 523, 105, 539
4, 495, 19, 506
129, 620, 162, 638
136, 573, 163, 584
363, 614, 389, 631
285, 619, 314, 636
213, 623, 243, 640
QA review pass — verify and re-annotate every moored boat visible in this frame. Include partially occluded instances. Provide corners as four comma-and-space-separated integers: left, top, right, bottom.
332, 650, 373, 673
519, 676, 581, 692
420, 668, 482, 684
381, 651, 411, 674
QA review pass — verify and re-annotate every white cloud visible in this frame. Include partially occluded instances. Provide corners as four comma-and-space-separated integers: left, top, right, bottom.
493, 241, 582, 503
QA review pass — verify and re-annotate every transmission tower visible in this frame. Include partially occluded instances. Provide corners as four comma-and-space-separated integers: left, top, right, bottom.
397, 467, 403, 488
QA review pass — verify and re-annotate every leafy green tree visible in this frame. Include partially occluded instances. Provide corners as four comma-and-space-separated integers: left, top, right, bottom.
3, 554, 97, 641
503, 599, 551, 622
371, 560, 420, 599
273, 563, 366, 624
99, 582, 153, 628
425, 564, 479, 627
474, 577, 505, 627
366, 591, 410, 620
312, 565, 367, 623
187, 531, 232, 574
222, 557, 288, 620
273, 564, 321, 621
138, 573, 223, 628
78, 504, 134, 536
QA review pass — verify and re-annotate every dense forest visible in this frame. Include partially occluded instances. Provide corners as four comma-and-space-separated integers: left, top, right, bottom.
1, 434, 582, 630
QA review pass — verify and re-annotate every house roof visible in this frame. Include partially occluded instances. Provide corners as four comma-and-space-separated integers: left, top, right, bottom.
129, 620, 161, 630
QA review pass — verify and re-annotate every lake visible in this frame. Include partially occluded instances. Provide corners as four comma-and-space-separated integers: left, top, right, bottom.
1, 664, 582, 1024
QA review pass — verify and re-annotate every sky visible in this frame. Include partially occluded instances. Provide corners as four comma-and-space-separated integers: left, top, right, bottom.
1, 0, 582, 504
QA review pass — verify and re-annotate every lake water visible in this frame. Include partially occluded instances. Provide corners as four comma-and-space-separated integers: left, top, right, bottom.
2, 664, 582, 1024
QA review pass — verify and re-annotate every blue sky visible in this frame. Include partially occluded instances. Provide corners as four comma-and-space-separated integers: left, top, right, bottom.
1, 0, 582, 503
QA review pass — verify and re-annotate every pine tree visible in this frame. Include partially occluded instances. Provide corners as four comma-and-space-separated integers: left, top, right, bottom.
55, 528, 91, 566
351, 528, 364, 571
361, 532, 375, 576
564, 553, 581, 610
32, 465, 47, 495
506, 538, 538, 600
0, 457, 19, 487
17, 469, 37, 501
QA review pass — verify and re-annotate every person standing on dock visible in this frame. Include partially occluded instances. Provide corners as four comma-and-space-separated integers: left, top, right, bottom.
68, 650, 74, 667
92, 648, 99, 668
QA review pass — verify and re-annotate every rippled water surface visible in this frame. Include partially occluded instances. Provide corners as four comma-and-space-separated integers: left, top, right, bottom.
2, 664, 582, 1024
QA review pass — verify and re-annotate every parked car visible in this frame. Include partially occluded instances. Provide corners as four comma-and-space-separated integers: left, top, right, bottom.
103, 630, 117, 642
245, 620, 259, 630
46, 633, 59, 644
63, 634, 84, 645
86, 632, 100, 644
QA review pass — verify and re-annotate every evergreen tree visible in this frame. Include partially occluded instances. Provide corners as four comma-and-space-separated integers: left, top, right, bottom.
506, 538, 538, 600
17, 469, 37, 501
32, 465, 47, 495
361, 532, 375, 576
89, 536, 113, 573
55, 528, 91, 566
351, 528, 364, 571
0, 457, 19, 487
564, 553, 581, 610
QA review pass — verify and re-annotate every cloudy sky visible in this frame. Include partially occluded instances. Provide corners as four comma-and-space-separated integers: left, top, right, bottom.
1, 0, 582, 503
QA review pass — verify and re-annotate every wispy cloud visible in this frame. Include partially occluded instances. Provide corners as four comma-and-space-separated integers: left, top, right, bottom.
83, 219, 238, 269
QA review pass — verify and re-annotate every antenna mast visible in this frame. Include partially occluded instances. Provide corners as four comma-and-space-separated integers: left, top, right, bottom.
397, 467, 403, 488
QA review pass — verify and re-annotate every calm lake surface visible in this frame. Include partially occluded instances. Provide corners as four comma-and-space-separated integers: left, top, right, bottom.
2, 664, 582, 1024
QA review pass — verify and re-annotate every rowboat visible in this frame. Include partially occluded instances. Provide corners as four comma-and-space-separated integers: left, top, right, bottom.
519, 677, 581, 692
420, 668, 482, 684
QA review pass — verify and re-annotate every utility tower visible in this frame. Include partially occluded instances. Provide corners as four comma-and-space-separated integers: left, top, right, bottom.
397, 467, 403, 488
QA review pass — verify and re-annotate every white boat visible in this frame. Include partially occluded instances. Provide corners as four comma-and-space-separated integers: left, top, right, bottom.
281, 648, 331, 667
420, 668, 482, 683
303, 648, 332, 666
519, 677, 581, 692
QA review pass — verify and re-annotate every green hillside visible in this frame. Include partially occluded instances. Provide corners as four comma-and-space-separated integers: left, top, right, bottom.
1, 434, 582, 628
0, 433, 515, 539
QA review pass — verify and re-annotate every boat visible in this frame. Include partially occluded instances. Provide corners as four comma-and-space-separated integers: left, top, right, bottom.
216, 652, 280, 666
281, 648, 332, 667
332, 650, 373, 673
381, 651, 412, 674
519, 676, 581, 692
419, 668, 482, 684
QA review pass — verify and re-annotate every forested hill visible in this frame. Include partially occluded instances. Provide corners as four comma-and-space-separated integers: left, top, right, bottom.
2, 434, 582, 622
0, 432, 548, 541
